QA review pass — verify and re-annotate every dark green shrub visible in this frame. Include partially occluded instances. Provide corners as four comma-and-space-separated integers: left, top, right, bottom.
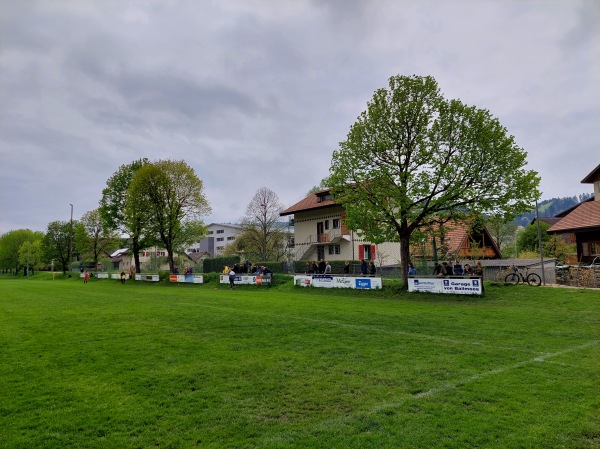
202, 256, 241, 273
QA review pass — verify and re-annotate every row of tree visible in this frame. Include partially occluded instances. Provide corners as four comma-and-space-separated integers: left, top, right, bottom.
1, 158, 288, 275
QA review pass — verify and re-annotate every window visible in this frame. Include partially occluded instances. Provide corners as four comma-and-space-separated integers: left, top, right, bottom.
325, 220, 329, 230
217, 229, 224, 234
335, 245, 341, 254
328, 245, 334, 255
208, 231, 213, 235
333, 219, 340, 229
328, 244, 340, 255
227, 236, 235, 241
217, 237, 224, 242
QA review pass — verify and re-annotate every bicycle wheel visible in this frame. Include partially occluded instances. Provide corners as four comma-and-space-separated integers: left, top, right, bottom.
526, 273, 542, 287
504, 273, 520, 284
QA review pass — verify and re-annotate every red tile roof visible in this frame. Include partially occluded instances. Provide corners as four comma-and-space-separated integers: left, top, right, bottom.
280, 189, 337, 216
548, 201, 600, 233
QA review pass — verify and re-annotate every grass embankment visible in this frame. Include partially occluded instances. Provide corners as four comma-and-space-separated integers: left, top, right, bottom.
1, 274, 599, 448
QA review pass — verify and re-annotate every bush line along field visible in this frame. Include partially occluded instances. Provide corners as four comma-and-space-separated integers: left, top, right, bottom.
1, 275, 599, 449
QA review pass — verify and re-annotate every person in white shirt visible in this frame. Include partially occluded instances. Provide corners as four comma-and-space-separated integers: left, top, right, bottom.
228, 269, 236, 289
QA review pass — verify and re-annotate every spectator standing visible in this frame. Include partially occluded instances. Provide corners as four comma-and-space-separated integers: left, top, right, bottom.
463, 263, 473, 275
305, 262, 312, 274
228, 268, 236, 289
452, 259, 464, 276
474, 261, 485, 293
324, 262, 332, 274
343, 261, 350, 276
408, 262, 416, 276
360, 259, 368, 276
369, 261, 377, 276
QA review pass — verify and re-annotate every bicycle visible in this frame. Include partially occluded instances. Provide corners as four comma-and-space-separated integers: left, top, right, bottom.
504, 265, 542, 286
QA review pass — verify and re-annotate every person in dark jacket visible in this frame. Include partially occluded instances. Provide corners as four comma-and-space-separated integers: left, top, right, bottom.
360, 259, 368, 275
369, 261, 376, 276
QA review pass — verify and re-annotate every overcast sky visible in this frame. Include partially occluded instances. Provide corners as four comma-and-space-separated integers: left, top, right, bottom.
1, 0, 599, 234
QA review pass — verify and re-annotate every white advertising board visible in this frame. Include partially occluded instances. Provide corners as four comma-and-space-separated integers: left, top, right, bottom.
219, 275, 271, 285
135, 274, 160, 282
170, 274, 204, 284
407, 277, 482, 295
294, 275, 382, 289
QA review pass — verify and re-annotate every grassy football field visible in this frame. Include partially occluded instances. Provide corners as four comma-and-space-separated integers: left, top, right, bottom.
1, 275, 599, 448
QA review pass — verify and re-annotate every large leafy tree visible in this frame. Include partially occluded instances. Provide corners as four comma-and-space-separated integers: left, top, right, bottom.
76, 209, 120, 270
18, 239, 43, 273
329, 75, 540, 285
43, 221, 74, 274
517, 221, 551, 253
0, 229, 43, 273
99, 158, 150, 273
126, 160, 211, 272
240, 187, 285, 261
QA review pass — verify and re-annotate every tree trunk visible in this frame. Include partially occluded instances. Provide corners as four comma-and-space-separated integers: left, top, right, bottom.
132, 236, 141, 274
400, 235, 411, 288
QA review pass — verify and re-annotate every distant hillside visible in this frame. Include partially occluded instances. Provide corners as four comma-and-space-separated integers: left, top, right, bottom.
514, 193, 592, 227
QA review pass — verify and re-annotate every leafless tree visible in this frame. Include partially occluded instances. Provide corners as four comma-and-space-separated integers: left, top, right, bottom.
241, 187, 285, 261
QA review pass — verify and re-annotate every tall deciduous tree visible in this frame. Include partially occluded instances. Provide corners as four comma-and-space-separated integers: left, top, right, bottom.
76, 209, 119, 270
517, 222, 551, 253
43, 221, 74, 274
241, 187, 285, 261
126, 160, 211, 272
0, 229, 43, 272
18, 239, 43, 273
329, 75, 540, 285
99, 158, 150, 273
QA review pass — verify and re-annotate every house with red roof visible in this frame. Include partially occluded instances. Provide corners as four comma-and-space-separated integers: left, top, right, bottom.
280, 189, 501, 265
547, 163, 600, 264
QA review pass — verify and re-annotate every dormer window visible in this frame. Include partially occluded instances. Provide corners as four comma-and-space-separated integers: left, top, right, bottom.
316, 193, 332, 203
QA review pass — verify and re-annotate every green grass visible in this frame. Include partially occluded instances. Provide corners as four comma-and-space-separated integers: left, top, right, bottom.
1, 274, 600, 448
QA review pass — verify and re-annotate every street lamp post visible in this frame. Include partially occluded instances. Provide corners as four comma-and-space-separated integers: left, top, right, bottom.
68, 203, 73, 277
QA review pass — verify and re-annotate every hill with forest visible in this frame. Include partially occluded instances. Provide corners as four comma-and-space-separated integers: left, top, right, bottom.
514, 193, 592, 227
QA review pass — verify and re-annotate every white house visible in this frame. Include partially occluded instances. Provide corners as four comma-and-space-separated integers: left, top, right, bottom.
280, 189, 401, 265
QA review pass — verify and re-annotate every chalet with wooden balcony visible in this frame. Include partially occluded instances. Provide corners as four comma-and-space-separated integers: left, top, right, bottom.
410, 221, 502, 261
280, 189, 401, 263
548, 163, 600, 264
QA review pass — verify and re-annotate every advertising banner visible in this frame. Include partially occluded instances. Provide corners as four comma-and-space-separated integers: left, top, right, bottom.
219, 275, 271, 285
293, 275, 382, 290
135, 274, 160, 282
407, 277, 482, 295
170, 274, 204, 284
312, 275, 334, 288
